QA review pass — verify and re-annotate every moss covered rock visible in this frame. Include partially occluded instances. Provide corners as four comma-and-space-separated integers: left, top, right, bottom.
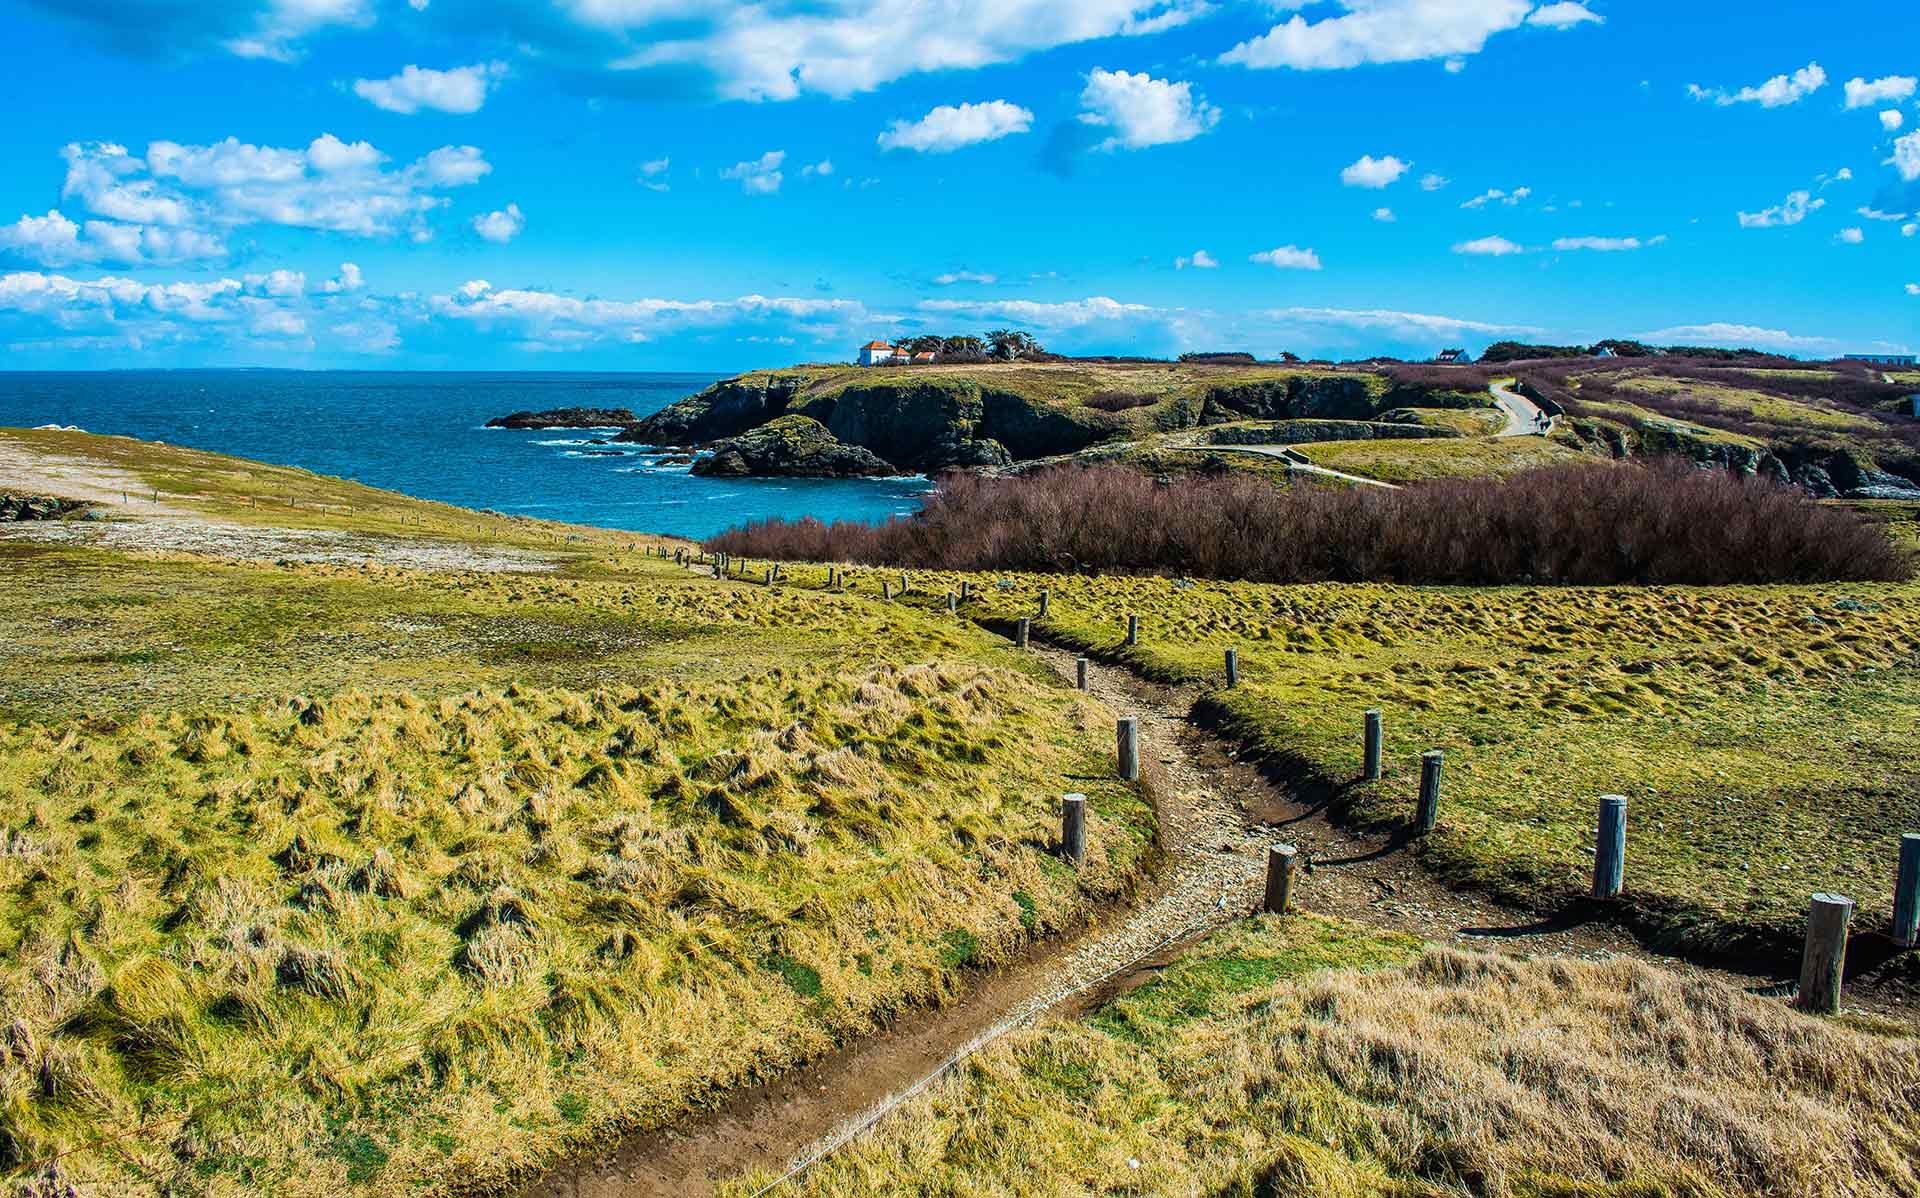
689, 415, 902, 478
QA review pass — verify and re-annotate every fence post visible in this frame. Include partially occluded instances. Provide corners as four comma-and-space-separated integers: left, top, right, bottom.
1264, 844, 1297, 914
947, 591, 957, 613
960, 580, 970, 602
1364, 710, 1383, 782
1117, 718, 1139, 781
900, 572, 910, 594
1125, 614, 1139, 647
1593, 796, 1627, 899
1224, 648, 1239, 687
764, 567, 774, 586
1038, 591, 1050, 619
1062, 794, 1087, 867
1015, 617, 1030, 648
1894, 833, 1920, 948
882, 581, 893, 600
1076, 657, 1089, 691
1416, 751, 1444, 834
1796, 893, 1854, 1014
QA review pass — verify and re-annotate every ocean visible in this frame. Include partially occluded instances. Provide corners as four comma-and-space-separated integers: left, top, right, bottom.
0, 371, 935, 539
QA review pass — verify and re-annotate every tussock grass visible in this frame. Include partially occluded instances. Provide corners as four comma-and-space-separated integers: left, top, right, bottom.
0, 666, 1150, 1193
739, 916, 1920, 1197
903, 569, 1920, 960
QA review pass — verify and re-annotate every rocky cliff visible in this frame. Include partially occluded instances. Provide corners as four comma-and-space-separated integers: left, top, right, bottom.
486, 407, 639, 429
688, 416, 902, 479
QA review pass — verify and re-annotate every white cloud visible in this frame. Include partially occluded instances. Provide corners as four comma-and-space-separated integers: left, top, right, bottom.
0, 209, 226, 268
352, 62, 506, 115
1453, 235, 1527, 256
1373, 207, 1396, 222
472, 202, 524, 243
609, 0, 1215, 102
1844, 75, 1917, 109
1261, 305, 1541, 336
932, 270, 998, 285
225, 0, 372, 62
639, 157, 671, 192
1461, 186, 1531, 209
1891, 131, 1920, 182
1419, 172, 1449, 191
1859, 206, 1909, 222
1526, 2, 1603, 29
1174, 250, 1218, 269
1249, 245, 1323, 270
1885, 110, 1908, 133
878, 100, 1034, 152
1552, 235, 1662, 251
1340, 154, 1411, 188
320, 262, 364, 293
1907, 283, 1919, 296
1836, 226, 1865, 244
1077, 68, 1220, 151
243, 269, 306, 296
915, 295, 1160, 329
1688, 62, 1826, 108
802, 159, 834, 177
1634, 322, 1834, 352
1906, 223, 1919, 238
721, 150, 786, 194
1220, 0, 1596, 72
1737, 189, 1824, 228
433, 282, 873, 345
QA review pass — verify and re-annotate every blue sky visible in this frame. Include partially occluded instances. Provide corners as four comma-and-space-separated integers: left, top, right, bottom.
0, 0, 1914, 370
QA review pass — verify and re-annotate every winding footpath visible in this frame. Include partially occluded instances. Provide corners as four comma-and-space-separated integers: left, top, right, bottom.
1489, 377, 1552, 437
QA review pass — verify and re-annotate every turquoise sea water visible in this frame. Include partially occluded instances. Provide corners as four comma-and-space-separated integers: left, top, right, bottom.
0, 371, 934, 539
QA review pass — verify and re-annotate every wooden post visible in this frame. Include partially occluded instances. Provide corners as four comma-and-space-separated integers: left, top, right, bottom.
960, 580, 971, 602
1062, 794, 1087, 867
1796, 893, 1854, 1014
1125, 614, 1139, 647
1117, 718, 1139, 781
1076, 657, 1089, 691
1894, 833, 1920, 948
882, 581, 893, 600
1593, 796, 1627, 900
946, 591, 957, 613
1416, 751, 1444, 834
1264, 844, 1297, 914
1224, 648, 1239, 687
899, 572, 909, 594
1016, 617, 1030, 648
764, 567, 774, 586
1038, 591, 1050, 619
1363, 710, 1383, 782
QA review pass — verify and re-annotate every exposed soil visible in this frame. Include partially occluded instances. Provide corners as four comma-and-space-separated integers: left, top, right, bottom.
524, 635, 1898, 1198
1, 516, 558, 573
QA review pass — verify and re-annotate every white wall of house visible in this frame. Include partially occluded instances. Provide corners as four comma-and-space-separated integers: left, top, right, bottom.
858, 345, 898, 366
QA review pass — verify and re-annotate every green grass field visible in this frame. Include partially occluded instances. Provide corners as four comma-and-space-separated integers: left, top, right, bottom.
734, 915, 1920, 1197
906, 568, 1920, 959
0, 437, 1156, 1196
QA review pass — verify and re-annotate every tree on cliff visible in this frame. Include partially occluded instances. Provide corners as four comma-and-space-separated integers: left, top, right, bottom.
987, 329, 1043, 360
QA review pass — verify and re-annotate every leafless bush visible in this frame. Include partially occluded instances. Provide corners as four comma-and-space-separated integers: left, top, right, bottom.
1082, 391, 1159, 412
707, 464, 1910, 585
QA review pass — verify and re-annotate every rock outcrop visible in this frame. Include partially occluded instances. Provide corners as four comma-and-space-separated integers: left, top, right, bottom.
688, 416, 903, 479
0, 493, 87, 521
486, 407, 638, 429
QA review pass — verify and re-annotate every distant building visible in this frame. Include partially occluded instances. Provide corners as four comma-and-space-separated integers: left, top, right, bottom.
1434, 348, 1469, 364
1595, 347, 1619, 359
1845, 353, 1918, 367
858, 341, 900, 366
911, 351, 937, 364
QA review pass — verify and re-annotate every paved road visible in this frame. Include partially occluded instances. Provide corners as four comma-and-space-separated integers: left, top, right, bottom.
1489, 378, 1551, 437
1170, 445, 1400, 489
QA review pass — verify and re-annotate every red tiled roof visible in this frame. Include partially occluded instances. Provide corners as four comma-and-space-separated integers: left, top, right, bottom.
861, 341, 894, 350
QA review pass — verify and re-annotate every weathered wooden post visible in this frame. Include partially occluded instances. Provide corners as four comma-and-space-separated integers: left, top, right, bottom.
1016, 617, 1030, 648
946, 591, 957, 613
1593, 795, 1627, 900
1796, 893, 1854, 1014
1062, 794, 1087, 867
1125, 614, 1139, 647
1264, 844, 1297, 914
1076, 657, 1089, 691
882, 580, 893, 600
1117, 718, 1140, 781
764, 567, 774, 586
1363, 710, 1383, 782
1224, 648, 1239, 687
1894, 833, 1920, 948
1038, 591, 1050, 619
712, 562, 723, 579
960, 580, 971, 602
899, 572, 910, 594
1416, 750, 1444, 834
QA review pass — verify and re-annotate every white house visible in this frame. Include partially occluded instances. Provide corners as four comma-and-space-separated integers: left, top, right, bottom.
858, 340, 900, 366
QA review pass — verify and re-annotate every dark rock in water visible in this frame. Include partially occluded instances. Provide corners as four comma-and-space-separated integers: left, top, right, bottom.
0, 493, 87, 521
654, 455, 695, 466
689, 416, 903, 479
486, 407, 638, 429
578, 449, 629, 457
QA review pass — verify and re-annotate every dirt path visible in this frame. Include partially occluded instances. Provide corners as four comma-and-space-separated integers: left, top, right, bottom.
1170, 444, 1401, 489
523, 638, 1810, 1198
1490, 378, 1551, 437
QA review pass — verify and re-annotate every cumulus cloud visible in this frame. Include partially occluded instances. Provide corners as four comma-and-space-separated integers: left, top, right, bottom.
1688, 62, 1826, 108
878, 100, 1034, 152
1891, 131, 1920, 182
1737, 189, 1824, 228
1453, 235, 1527, 256
932, 270, 998, 285
352, 62, 506, 114
1845, 75, 1917, 109
1836, 226, 1865, 244
1260, 305, 1542, 336
801, 159, 834, 177
472, 202, 524, 243
1175, 250, 1218, 269
1461, 186, 1530, 209
916, 295, 1160, 329
1220, 0, 1595, 72
320, 262, 364, 293
1552, 235, 1663, 251
1340, 154, 1411, 188
0, 209, 225, 267
1249, 245, 1323, 270
638, 157, 671, 192
1419, 172, 1449, 191
1907, 283, 1919, 296
1373, 207, 1396, 222
1633, 322, 1835, 352
226, 0, 373, 61
721, 150, 786, 194
1077, 68, 1220, 151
